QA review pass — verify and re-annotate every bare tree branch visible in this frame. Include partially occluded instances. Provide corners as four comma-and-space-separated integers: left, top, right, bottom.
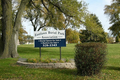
37, 16, 48, 31
41, 0, 53, 18
30, 0, 46, 14
47, 0, 73, 17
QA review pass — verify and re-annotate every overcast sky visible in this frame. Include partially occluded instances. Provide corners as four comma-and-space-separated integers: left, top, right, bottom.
22, 0, 112, 36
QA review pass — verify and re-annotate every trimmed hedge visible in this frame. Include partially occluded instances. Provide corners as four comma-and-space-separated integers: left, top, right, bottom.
74, 42, 107, 76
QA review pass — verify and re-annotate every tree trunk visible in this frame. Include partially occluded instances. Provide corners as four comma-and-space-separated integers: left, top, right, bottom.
0, 0, 13, 58
0, 0, 30, 59
9, 30, 19, 58
0, 38, 3, 56
9, 0, 30, 58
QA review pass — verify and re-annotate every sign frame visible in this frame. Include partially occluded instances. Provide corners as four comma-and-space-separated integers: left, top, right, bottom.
34, 30, 66, 47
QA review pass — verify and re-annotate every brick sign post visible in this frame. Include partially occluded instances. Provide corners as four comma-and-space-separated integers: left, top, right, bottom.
34, 30, 66, 60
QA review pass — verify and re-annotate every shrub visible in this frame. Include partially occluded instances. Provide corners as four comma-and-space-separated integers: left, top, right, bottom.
27, 58, 38, 63
74, 42, 107, 76
42, 58, 51, 63
27, 58, 71, 63
59, 60, 64, 63
65, 58, 70, 62
107, 37, 114, 43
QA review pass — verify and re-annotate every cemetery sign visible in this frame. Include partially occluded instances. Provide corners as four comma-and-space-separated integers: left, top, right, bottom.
34, 30, 66, 47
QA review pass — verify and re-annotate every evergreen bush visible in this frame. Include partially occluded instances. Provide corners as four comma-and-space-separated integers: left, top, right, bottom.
116, 36, 119, 43
74, 42, 107, 76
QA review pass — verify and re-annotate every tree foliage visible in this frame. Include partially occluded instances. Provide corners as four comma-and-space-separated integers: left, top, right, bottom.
25, 35, 33, 44
80, 14, 107, 43
83, 13, 104, 37
104, 0, 120, 36
116, 35, 119, 42
19, 27, 28, 44
0, 0, 106, 59
0, 0, 87, 59
66, 28, 79, 43
24, 0, 87, 31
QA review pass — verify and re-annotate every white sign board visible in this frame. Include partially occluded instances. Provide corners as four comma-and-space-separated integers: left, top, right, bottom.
34, 30, 66, 47
34, 30, 65, 39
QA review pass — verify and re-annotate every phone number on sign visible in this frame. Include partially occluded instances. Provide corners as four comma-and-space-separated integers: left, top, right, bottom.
43, 44, 57, 47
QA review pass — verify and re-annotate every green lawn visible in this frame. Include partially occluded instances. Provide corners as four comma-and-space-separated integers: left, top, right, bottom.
18, 44, 75, 59
0, 43, 120, 80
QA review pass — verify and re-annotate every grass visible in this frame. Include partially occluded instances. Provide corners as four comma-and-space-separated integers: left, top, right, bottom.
0, 43, 120, 80
18, 44, 75, 59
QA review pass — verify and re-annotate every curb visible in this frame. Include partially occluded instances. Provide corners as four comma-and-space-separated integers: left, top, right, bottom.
17, 61, 76, 69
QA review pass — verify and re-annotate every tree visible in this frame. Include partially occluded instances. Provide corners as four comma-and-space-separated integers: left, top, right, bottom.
116, 35, 119, 42
0, 0, 87, 59
80, 30, 91, 42
26, 35, 33, 44
80, 30, 107, 43
0, 0, 2, 34
91, 14, 106, 42
80, 14, 107, 43
24, 0, 87, 31
104, 0, 120, 37
19, 27, 28, 44
91, 14, 102, 27
66, 28, 79, 43
0, 0, 30, 59
0, 0, 2, 54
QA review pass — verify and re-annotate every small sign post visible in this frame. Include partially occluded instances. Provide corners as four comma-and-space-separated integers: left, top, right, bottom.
34, 30, 66, 60
60, 47, 61, 60
39, 47, 41, 58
